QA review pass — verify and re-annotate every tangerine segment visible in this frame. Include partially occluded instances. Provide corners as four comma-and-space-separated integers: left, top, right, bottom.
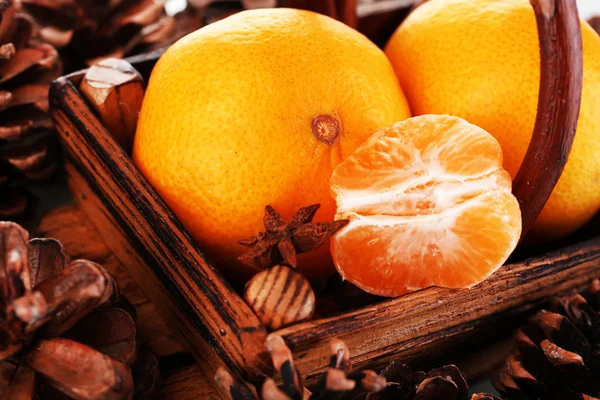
330, 115, 522, 297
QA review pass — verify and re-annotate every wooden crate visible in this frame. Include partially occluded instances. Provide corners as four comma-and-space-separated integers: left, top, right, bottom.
49, 5, 598, 397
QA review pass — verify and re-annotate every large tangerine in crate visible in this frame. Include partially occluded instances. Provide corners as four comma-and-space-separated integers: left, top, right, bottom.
133, 8, 411, 280
385, 0, 600, 242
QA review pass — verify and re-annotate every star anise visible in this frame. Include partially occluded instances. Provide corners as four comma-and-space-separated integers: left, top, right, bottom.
238, 204, 349, 269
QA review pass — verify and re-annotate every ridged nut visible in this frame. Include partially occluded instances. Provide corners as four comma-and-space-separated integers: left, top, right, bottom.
244, 265, 315, 330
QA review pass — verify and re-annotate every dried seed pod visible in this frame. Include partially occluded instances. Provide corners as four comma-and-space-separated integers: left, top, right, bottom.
0, 0, 62, 220
0, 221, 158, 398
495, 279, 600, 399
244, 265, 315, 330
20, 0, 190, 69
79, 58, 145, 154
239, 204, 348, 270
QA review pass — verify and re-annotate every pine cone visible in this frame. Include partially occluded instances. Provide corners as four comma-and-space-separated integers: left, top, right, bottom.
0, 221, 159, 399
20, 0, 196, 70
216, 334, 500, 400
0, 0, 61, 220
216, 334, 387, 399
496, 279, 600, 399
359, 361, 501, 400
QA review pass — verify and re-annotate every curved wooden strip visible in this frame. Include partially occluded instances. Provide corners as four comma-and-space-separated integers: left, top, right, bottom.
49, 78, 271, 387
275, 235, 600, 386
513, 0, 583, 237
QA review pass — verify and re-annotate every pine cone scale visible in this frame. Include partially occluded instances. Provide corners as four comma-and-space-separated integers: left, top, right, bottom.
0, 42, 14, 59
65, 307, 137, 365
10, 83, 50, 110
24, 338, 134, 400
110, 0, 166, 31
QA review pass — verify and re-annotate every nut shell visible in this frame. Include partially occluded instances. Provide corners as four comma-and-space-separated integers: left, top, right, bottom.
244, 265, 315, 330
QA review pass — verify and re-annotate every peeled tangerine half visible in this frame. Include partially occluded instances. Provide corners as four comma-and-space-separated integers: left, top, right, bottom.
330, 115, 522, 297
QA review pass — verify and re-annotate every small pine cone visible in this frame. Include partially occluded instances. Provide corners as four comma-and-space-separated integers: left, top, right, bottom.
361, 361, 501, 400
0, 0, 62, 220
215, 334, 501, 400
20, 0, 199, 70
216, 335, 387, 400
496, 279, 600, 399
0, 221, 159, 399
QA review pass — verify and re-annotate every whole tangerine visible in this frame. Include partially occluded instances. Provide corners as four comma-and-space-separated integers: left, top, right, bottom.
385, 0, 600, 242
133, 8, 411, 280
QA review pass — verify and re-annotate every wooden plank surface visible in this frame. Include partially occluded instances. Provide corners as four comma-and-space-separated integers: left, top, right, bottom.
37, 205, 219, 400
275, 235, 600, 383
50, 77, 271, 396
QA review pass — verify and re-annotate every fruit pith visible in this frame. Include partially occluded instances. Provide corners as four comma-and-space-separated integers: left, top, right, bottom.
385, 0, 600, 242
133, 8, 411, 280
330, 115, 522, 297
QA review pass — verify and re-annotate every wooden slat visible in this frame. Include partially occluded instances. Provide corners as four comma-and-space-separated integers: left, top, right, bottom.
275, 236, 600, 384
50, 78, 270, 397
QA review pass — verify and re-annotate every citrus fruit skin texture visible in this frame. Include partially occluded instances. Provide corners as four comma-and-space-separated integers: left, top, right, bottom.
385, 0, 600, 242
132, 8, 411, 280
330, 115, 522, 297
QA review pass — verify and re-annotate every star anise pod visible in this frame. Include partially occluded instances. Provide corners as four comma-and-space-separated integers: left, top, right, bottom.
0, 221, 159, 399
238, 204, 348, 269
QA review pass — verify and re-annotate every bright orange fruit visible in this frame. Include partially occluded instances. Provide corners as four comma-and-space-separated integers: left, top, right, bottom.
384, 0, 600, 242
330, 115, 522, 297
133, 8, 411, 281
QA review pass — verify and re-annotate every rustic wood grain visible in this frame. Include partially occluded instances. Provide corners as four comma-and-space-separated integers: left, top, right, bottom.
50, 78, 271, 397
274, 236, 600, 385
513, 0, 583, 237
37, 205, 217, 399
